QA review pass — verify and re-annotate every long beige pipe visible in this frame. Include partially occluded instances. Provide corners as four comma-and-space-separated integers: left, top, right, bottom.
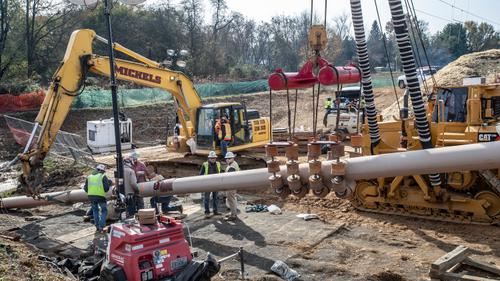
2, 141, 500, 209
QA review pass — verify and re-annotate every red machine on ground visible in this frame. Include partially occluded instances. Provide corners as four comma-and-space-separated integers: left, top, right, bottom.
99, 215, 220, 281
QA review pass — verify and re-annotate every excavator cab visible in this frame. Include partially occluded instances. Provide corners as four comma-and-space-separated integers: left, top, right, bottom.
195, 103, 266, 154
430, 87, 468, 123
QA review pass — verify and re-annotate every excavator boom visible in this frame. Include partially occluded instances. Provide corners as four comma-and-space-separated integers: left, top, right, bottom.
19, 29, 214, 196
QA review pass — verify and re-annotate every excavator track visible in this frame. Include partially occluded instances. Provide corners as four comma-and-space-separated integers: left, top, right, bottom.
350, 180, 500, 225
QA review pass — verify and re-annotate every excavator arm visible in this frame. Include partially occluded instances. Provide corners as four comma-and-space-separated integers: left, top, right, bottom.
19, 29, 202, 196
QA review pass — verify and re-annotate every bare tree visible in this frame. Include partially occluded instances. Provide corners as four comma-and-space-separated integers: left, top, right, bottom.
208, 0, 233, 75
25, 0, 74, 77
181, 0, 203, 70
332, 12, 350, 41
0, 0, 12, 80
0, 0, 23, 81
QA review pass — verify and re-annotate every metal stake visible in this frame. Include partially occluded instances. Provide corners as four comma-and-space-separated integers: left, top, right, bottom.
104, 0, 124, 198
239, 247, 245, 280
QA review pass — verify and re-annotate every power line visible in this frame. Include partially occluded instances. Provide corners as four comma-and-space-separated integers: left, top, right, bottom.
414, 8, 462, 24
435, 0, 500, 27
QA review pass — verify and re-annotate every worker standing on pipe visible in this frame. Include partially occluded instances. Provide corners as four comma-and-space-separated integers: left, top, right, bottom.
223, 152, 240, 221
200, 151, 222, 218
123, 158, 140, 216
83, 164, 110, 233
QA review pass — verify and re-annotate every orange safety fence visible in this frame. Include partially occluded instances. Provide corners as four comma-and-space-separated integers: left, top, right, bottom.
0, 90, 45, 113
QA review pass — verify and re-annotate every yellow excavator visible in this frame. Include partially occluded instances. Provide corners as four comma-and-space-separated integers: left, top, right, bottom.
356, 83, 500, 223
19, 29, 270, 195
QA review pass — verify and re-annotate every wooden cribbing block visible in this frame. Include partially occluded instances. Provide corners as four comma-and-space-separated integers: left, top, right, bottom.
430, 245, 470, 276
463, 257, 500, 276
439, 272, 499, 281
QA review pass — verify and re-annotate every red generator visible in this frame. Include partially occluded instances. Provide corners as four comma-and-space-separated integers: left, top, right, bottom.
102, 217, 192, 281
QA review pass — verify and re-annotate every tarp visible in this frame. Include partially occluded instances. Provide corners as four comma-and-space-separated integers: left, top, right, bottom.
0, 90, 45, 113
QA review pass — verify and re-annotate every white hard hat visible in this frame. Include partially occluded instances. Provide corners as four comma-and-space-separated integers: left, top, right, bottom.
208, 151, 217, 158
96, 164, 106, 171
225, 152, 236, 159
123, 158, 132, 165
130, 151, 139, 160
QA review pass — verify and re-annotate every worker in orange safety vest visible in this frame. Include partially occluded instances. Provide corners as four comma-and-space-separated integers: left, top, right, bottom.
218, 116, 231, 159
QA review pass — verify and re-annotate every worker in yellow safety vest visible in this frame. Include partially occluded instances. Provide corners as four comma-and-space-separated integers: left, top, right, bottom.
84, 164, 111, 233
324, 97, 333, 113
200, 151, 222, 218
218, 116, 232, 159
360, 96, 366, 109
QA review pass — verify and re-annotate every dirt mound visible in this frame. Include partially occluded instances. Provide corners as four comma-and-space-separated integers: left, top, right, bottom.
0, 116, 22, 160
0, 239, 71, 280
381, 50, 500, 120
432, 49, 500, 86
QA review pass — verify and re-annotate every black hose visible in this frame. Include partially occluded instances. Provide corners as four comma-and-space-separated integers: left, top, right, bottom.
349, 0, 381, 147
388, 0, 441, 186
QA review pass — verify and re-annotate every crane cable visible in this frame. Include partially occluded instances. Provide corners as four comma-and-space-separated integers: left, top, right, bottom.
312, 83, 316, 136
309, 0, 328, 138
314, 83, 321, 137
405, 0, 438, 87
374, 0, 401, 112
409, 0, 437, 86
403, 0, 430, 95
286, 87, 292, 140
292, 89, 298, 136
269, 88, 273, 143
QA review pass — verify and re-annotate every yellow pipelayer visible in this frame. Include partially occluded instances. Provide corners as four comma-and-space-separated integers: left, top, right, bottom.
356, 84, 500, 224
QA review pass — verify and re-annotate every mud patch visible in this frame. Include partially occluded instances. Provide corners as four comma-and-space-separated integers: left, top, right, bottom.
42, 167, 84, 189
367, 271, 407, 281
247, 276, 283, 281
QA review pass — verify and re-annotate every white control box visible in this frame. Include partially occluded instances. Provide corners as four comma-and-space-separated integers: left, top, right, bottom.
87, 118, 132, 154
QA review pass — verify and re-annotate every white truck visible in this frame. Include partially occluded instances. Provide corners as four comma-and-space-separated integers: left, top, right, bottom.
397, 66, 438, 88
324, 106, 361, 138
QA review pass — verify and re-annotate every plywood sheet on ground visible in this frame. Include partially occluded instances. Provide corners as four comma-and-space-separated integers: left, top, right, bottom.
185, 210, 344, 279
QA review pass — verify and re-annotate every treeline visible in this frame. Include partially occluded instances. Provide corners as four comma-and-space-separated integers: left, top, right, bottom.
0, 0, 499, 90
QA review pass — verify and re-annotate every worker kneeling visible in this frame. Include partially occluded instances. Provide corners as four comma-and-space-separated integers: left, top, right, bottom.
84, 164, 110, 233
224, 152, 240, 221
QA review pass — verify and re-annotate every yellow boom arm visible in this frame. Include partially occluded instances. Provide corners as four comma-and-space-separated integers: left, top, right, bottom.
20, 29, 201, 195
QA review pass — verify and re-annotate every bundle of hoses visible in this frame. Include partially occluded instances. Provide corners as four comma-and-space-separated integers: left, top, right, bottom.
388, 0, 441, 186
349, 0, 381, 147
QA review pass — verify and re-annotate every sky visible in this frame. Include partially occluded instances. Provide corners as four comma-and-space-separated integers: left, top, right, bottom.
166, 0, 500, 34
